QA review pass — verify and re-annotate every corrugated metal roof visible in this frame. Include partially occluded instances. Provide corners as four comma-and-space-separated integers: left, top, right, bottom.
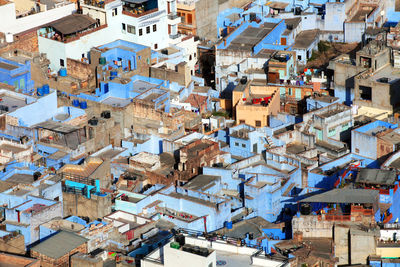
48, 14, 96, 35
31, 231, 87, 259
300, 189, 379, 204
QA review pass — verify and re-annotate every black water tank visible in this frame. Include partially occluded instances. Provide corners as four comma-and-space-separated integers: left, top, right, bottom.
33, 172, 41, 181
182, 244, 192, 252
300, 203, 311, 215
250, 13, 256, 21
88, 117, 98, 126
175, 234, 185, 246
240, 76, 248, 84
295, 7, 301, 15
101, 110, 111, 119
192, 246, 200, 255
199, 247, 208, 256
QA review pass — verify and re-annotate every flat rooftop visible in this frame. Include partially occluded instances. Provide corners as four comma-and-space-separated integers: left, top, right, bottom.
0, 94, 27, 112
349, 6, 376, 22
132, 80, 157, 92
227, 23, 277, 51
356, 169, 396, 185
100, 96, 132, 107
182, 175, 220, 191
0, 61, 18, 71
293, 30, 319, 49
6, 173, 35, 184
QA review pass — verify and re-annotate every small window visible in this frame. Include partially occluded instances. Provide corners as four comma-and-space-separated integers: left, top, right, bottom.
139, 29, 143, 36
127, 25, 136, 34
241, 144, 246, 148
288, 88, 293, 95
153, 24, 157, 32
60, 59, 64, 67
239, 120, 245, 124
297, 55, 302, 60
122, 23, 126, 31
189, 55, 192, 60
194, 53, 197, 58
328, 128, 336, 137
355, 148, 360, 153
146, 26, 150, 34
255, 120, 261, 127
235, 142, 239, 147
154, 43, 158, 49
112, 8, 117, 16
304, 16, 307, 19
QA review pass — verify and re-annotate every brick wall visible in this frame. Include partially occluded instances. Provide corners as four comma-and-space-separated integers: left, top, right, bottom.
32, 242, 87, 267
0, 30, 38, 54
67, 58, 94, 81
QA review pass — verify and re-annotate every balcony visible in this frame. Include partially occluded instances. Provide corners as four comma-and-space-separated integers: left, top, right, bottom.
169, 33, 181, 39
122, 6, 158, 18
168, 12, 181, 24
82, 0, 104, 9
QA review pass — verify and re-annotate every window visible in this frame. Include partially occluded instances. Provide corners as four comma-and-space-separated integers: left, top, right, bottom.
328, 127, 336, 137
235, 142, 239, 146
60, 59, 64, 67
194, 53, 197, 58
153, 24, 157, 32
255, 120, 261, 127
189, 55, 192, 60
297, 55, 302, 60
82, 53, 84, 58
187, 13, 193, 24
127, 25, 136, 34
112, 8, 117, 16
122, 23, 126, 31
146, 26, 150, 34
355, 148, 360, 153
139, 29, 143, 36
239, 120, 245, 124
288, 88, 293, 96
154, 43, 158, 49
342, 122, 349, 131
138, 56, 142, 60
241, 143, 246, 148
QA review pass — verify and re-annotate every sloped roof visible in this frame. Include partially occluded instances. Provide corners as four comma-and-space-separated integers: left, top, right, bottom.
48, 14, 96, 35
300, 189, 379, 204
31, 231, 87, 259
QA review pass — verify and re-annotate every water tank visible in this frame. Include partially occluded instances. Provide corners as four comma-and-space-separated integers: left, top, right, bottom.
99, 57, 106, 65
225, 221, 233, 229
175, 234, 185, 246
101, 110, 111, 119
88, 117, 98, 126
59, 68, 67, 77
72, 99, 80, 107
80, 101, 87, 109
5, 32, 13, 43
42, 84, 50, 94
300, 203, 311, 215
37, 86, 44, 96
240, 76, 248, 84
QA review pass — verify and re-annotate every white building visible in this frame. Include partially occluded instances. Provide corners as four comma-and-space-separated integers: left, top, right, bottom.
37, 0, 185, 71
0, 0, 75, 36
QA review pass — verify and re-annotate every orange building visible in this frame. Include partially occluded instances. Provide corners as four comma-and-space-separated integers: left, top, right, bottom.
177, 1, 197, 35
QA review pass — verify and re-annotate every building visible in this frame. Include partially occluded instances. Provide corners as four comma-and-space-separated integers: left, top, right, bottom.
0, 252, 39, 267
0, 57, 34, 93
30, 231, 88, 267
0, 0, 75, 35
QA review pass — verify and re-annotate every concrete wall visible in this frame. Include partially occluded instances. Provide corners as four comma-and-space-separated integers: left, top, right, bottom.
195, 0, 219, 41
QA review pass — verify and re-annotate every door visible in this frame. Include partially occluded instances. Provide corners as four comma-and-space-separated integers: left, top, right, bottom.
280, 37, 287, 45
295, 88, 301, 100
316, 129, 323, 140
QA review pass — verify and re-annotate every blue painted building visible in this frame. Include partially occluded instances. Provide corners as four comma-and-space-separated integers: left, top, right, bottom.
0, 57, 34, 94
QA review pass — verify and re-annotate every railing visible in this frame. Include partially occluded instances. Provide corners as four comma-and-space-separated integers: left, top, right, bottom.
168, 13, 179, 20
169, 33, 181, 39
60, 172, 96, 186
122, 8, 158, 18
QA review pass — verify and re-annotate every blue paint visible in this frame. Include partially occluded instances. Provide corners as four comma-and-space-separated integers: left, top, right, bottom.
0, 57, 34, 94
